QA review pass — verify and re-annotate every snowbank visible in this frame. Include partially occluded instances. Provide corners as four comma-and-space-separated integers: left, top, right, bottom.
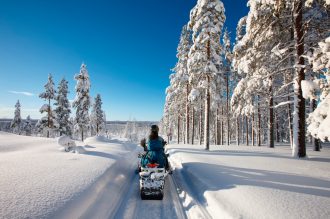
57, 135, 76, 152
84, 135, 111, 144
0, 132, 139, 219
168, 143, 330, 219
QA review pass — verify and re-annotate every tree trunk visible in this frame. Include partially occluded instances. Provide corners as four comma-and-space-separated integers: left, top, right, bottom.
221, 107, 224, 145
226, 71, 230, 146
199, 102, 203, 145
204, 84, 210, 150
276, 112, 280, 143
245, 116, 249, 146
177, 115, 180, 144
192, 108, 195, 145
241, 116, 244, 145
257, 97, 261, 146
293, 0, 306, 157
252, 112, 255, 146
269, 90, 275, 148
186, 84, 190, 144
183, 117, 186, 144
216, 108, 221, 145
215, 108, 218, 145
236, 116, 240, 146
203, 36, 211, 150
214, 116, 217, 145
81, 128, 84, 141
288, 99, 294, 148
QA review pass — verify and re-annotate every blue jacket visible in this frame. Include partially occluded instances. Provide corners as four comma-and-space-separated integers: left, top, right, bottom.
141, 137, 166, 168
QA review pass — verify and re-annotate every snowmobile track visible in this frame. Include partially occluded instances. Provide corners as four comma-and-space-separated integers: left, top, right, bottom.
170, 161, 213, 219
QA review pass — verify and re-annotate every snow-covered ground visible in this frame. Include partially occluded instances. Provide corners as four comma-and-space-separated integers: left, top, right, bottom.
167, 143, 330, 219
1, 131, 330, 219
0, 132, 140, 219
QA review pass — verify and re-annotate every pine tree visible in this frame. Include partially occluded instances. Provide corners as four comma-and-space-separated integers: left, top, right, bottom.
307, 37, 330, 142
91, 94, 104, 135
163, 25, 193, 145
272, 0, 328, 156
232, 0, 290, 148
231, 0, 329, 155
223, 29, 232, 146
54, 78, 72, 136
188, 0, 226, 149
173, 25, 192, 144
11, 100, 22, 134
73, 63, 91, 141
37, 74, 56, 138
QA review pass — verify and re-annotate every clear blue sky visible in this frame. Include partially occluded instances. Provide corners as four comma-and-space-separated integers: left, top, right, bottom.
0, 0, 248, 121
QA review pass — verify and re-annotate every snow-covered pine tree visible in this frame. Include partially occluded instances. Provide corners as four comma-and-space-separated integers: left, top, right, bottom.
302, 1, 329, 150
91, 94, 104, 135
188, 0, 226, 150
22, 115, 33, 136
164, 26, 192, 145
54, 78, 71, 136
232, 0, 294, 148
10, 100, 22, 134
173, 25, 192, 144
232, 0, 329, 155
223, 29, 233, 146
230, 17, 247, 146
72, 63, 91, 141
306, 37, 330, 142
271, 0, 329, 156
38, 74, 56, 138
167, 70, 188, 144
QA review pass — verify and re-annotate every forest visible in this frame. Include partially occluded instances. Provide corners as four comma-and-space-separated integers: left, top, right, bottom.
160, 0, 330, 157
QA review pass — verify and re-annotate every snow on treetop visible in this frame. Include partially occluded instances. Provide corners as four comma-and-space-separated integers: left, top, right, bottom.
39, 104, 49, 113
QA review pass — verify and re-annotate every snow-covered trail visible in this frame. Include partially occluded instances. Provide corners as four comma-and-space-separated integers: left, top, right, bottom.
52, 139, 187, 219
113, 173, 187, 219
52, 147, 139, 219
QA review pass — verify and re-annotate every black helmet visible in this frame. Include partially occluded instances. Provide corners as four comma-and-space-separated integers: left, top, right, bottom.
151, 125, 159, 132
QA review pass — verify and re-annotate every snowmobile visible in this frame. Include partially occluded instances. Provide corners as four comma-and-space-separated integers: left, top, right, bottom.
138, 151, 171, 200
139, 162, 166, 200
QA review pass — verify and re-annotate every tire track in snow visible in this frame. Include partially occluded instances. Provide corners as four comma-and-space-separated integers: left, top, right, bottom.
52, 148, 139, 219
169, 154, 212, 219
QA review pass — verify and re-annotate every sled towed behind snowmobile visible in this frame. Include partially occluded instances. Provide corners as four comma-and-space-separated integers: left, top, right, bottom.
139, 163, 166, 200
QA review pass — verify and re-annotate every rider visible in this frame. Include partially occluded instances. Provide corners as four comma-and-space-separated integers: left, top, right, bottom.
140, 125, 169, 170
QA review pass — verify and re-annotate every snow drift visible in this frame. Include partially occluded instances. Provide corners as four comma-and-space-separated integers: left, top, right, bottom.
0, 132, 139, 219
